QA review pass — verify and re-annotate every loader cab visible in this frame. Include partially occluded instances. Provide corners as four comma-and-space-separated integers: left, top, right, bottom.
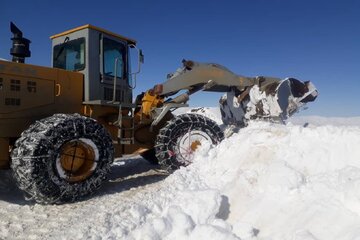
50, 24, 141, 104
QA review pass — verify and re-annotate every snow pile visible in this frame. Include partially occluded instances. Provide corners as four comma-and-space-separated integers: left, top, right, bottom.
125, 122, 360, 239
194, 122, 360, 239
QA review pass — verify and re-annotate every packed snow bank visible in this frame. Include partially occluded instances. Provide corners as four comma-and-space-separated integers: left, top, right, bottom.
125, 122, 360, 240
191, 122, 360, 239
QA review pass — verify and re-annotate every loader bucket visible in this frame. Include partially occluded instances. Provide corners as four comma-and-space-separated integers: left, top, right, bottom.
276, 78, 318, 119
220, 78, 318, 126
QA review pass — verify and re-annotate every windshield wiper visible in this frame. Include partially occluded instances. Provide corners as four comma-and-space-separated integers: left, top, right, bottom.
54, 37, 69, 61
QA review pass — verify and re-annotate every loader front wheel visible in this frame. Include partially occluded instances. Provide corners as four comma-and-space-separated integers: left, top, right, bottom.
155, 114, 223, 171
11, 114, 114, 204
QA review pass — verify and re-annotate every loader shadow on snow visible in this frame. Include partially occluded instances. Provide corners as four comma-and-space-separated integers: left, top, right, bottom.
0, 157, 167, 205
96, 156, 168, 197
216, 195, 231, 220
0, 170, 30, 205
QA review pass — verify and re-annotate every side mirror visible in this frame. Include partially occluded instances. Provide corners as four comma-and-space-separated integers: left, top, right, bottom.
139, 49, 144, 64
128, 44, 144, 89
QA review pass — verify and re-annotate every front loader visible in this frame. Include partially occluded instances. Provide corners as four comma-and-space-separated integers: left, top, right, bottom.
0, 23, 317, 204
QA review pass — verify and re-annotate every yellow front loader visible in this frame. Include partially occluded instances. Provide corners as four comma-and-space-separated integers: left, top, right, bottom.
0, 23, 317, 204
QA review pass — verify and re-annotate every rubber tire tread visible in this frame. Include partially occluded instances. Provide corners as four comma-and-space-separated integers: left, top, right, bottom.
11, 114, 114, 204
155, 113, 223, 171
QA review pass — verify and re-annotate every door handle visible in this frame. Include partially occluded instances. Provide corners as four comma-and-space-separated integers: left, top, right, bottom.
55, 83, 61, 96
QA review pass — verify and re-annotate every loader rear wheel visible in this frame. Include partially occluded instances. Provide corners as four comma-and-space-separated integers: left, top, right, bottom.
155, 114, 223, 171
11, 114, 114, 204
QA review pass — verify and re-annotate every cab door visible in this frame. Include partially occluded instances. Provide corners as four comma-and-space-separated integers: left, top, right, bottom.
100, 35, 130, 103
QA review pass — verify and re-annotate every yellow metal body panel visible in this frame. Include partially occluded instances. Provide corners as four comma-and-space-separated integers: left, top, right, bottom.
0, 60, 83, 138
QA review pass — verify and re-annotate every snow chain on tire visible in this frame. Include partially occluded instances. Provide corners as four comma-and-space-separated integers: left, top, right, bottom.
155, 113, 224, 171
11, 114, 114, 204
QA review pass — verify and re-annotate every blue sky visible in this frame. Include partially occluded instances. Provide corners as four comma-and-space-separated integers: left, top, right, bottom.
1, 0, 359, 117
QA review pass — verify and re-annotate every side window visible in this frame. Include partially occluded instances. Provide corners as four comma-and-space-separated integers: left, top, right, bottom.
53, 38, 85, 71
103, 38, 126, 78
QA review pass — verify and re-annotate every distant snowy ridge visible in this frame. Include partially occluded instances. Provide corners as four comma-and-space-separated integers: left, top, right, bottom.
289, 115, 360, 126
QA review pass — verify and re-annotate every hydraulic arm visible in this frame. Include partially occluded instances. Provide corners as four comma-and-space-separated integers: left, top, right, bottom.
139, 60, 318, 126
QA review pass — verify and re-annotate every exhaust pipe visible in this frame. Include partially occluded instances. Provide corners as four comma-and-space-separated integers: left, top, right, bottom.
10, 22, 31, 63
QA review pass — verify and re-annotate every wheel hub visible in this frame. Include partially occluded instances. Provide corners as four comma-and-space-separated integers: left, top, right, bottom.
56, 138, 99, 182
190, 140, 201, 151
175, 130, 212, 165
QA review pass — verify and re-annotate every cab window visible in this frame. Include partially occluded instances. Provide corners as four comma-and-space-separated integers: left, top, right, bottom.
103, 38, 126, 78
53, 38, 85, 71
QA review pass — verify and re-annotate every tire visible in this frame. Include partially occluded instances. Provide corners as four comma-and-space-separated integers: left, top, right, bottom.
140, 148, 159, 165
11, 114, 114, 204
155, 113, 223, 171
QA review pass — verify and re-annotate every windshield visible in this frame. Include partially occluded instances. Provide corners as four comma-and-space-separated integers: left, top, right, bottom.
53, 38, 85, 71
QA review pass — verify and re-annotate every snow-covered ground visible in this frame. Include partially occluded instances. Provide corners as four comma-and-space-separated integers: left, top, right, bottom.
1, 108, 360, 240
